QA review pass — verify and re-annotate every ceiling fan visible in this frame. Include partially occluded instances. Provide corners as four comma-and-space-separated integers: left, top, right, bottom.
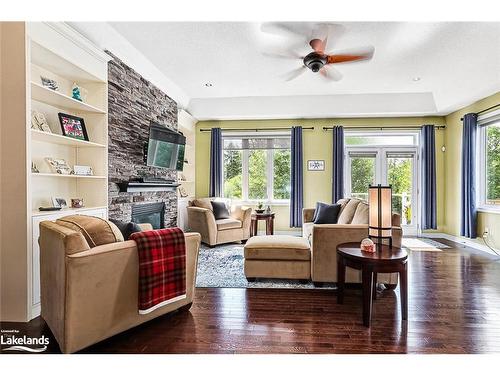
261, 23, 375, 82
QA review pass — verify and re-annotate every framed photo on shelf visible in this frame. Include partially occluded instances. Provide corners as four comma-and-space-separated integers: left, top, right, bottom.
45, 157, 73, 175
58, 113, 89, 141
31, 111, 52, 133
51, 197, 67, 208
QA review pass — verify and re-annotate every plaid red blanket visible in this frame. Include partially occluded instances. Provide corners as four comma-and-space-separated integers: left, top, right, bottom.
130, 227, 186, 314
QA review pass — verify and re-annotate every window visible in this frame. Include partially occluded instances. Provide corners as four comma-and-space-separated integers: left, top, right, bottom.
222, 134, 291, 203
479, 112, 500, 209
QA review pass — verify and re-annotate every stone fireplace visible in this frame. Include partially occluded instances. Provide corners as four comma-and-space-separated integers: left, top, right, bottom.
106, 52, 179, 227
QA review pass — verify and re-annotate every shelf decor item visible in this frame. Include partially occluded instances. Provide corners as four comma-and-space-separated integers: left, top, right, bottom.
71, 198, 84, 208
45, 157, 73, 175
73, 165, 93, 176
368, 184, 393, 248
71, 82, 82, 101
52, 197, 67, 208
31, 162, 39, 173
31, 110, 52, 133
40, 76, 59, 91
58, 112, 89, 141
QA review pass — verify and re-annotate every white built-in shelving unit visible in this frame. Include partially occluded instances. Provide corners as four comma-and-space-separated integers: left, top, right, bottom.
27, 22, 111, 318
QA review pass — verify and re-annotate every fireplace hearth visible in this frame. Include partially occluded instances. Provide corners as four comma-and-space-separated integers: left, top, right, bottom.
131, 202, 165, 229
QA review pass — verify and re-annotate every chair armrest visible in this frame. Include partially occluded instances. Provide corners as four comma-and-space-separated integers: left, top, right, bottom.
187, 206, 217, 245
231, 206, 252, 239
302, 208, 315, 223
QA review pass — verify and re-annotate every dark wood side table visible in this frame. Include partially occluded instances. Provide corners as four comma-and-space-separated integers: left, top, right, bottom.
250, 212, 275, 237
336, 242, 408, 327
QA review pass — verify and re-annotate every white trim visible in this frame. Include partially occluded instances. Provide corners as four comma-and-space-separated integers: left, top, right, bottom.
477, 206, 500, 215
421, 232, 499, 256
138, 294, 187, 315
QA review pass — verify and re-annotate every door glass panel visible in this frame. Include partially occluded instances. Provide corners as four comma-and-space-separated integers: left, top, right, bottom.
349, 154, 376, 201
387, 153, 414, 225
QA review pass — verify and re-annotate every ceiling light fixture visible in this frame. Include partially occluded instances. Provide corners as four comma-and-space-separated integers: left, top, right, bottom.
412, 77, 421, 82
204, 83, 213, 87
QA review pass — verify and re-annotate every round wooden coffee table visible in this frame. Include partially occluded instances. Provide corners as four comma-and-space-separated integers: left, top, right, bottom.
336, 242, 408, 327
250, 212, 275, 237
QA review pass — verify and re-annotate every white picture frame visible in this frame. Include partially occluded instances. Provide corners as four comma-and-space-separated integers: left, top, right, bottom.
307, 160, 325, 171
73, 165, 94, 176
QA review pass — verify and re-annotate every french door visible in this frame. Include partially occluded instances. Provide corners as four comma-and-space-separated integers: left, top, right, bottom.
345, 147, 418, 235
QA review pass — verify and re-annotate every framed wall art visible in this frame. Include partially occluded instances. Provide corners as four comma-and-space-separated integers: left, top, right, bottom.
307, 160, 325, 171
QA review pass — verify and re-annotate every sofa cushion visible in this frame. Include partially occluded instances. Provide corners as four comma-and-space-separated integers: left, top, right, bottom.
192, 198, 213, 211
56, 215, 124, 248
351, 201, 369, 224
314, 203, 341, 224
110, 219, 143, 240
244, 235, 310, 261
211, 201, 230, 219
216, 218, 242, 230
337, 199, 362, 224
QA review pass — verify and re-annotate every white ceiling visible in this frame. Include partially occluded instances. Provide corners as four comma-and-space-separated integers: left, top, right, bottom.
95, 22, 500, 119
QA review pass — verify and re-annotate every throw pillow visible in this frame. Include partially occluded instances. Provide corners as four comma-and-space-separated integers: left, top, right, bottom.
211, 201, 230, 219
110, 219, 143, 240
56, 215, 124, 248
192, 198, 213, 211
313, 203, 341, 224
313, 201, 334, 222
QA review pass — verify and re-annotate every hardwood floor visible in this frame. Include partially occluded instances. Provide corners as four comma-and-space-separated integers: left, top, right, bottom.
2, 238, 500, 354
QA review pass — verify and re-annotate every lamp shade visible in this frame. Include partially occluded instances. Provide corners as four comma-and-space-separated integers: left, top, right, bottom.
369, 185, 392, 240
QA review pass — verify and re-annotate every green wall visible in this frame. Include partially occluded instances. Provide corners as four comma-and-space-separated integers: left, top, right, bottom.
444, 91, 500, 246
195, 116, 446, 232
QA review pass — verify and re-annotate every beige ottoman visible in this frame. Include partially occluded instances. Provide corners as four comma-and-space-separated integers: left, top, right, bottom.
243, 235, 311, 282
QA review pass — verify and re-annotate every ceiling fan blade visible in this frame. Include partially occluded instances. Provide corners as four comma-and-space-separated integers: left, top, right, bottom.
309, 38, 326, 53
262, 50, 302, 60
320, 66, 343, 82
326, 46, 375, 64
309, 23, 345, 52
283, 66, 307, 81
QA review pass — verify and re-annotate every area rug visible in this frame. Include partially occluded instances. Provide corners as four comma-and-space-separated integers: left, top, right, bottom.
195, 238, 451, 288
402, 237, 451, 251
195, 243, 335, 289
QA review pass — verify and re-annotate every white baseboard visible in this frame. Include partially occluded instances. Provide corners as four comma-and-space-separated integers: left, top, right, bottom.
30, 303, 41, 320
419, 232, 499, 256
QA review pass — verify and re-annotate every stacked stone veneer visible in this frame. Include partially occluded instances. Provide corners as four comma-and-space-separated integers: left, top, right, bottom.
107, 52, 178, 227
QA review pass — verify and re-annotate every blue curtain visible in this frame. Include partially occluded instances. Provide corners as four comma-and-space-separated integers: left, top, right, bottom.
290, 126, 303, 227
332, 126, 344, 203
421, 125, 437, 229
209, 128, 223, 197
460, 113, 478, 238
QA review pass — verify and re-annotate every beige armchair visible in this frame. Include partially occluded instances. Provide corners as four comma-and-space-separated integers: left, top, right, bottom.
303, 198, 403, 288
39, 220, 200, 353
187, 198, 252, 246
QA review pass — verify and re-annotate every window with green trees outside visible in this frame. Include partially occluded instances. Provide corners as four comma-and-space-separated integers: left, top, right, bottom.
223, 135, 291, 202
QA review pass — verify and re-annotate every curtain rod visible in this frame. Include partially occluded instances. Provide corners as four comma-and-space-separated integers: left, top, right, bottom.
322, 125, 446, 131
460, 103, 500, 121
199, 126, 315, 132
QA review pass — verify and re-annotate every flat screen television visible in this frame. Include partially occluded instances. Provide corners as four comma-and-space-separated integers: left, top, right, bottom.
145, 122, 186, 171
